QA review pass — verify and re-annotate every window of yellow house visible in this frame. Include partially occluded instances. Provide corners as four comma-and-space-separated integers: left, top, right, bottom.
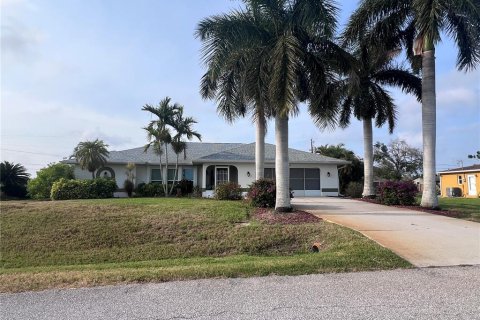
457, 175, 463, 184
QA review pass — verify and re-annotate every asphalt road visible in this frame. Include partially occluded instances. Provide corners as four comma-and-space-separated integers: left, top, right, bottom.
2, 266, 479, 320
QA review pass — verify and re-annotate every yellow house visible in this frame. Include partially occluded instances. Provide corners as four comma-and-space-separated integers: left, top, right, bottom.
438, 165, 480, 198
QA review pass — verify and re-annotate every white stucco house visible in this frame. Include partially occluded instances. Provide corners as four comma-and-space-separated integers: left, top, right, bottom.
65, 142, 349, 197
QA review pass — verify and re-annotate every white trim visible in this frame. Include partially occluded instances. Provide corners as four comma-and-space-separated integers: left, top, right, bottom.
438, 169, 480, 174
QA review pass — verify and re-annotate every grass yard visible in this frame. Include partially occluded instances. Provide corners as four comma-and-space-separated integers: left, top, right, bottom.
438, 197, 480, 222
1, 198, 410, 292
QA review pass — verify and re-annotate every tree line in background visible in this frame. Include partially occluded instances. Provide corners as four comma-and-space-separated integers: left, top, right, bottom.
197, 0, 479, 210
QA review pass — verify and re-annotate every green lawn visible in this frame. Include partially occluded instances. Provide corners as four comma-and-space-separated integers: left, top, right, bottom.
438, 197, 480, 222
0, 198, 410, 292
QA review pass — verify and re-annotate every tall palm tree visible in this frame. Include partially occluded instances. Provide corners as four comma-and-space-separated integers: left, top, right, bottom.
343, 0, 480, 207
168, 107, 202, 195
314, 35, 422, 197
197, 0, 342, 211
0, 161, 30, 197
142, 97, 180, 195
196, 14, 272, 181
73, 139, 109, 179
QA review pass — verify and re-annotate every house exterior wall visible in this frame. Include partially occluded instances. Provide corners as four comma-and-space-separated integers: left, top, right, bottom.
439, 171, 479, 198
73, 162, 342, 198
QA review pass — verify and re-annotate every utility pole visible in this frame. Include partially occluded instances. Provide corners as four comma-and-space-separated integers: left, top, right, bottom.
310, 139, 315, 153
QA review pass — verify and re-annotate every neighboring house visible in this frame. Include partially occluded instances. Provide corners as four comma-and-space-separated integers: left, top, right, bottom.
65, 142, 349, 197
438, 165, 480, 198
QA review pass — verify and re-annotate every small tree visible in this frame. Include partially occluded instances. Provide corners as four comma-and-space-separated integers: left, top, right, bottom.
124, 162, 135, 197
27, 163, 75, 199
72, 139, 109, 179
1, 161, 30, 198
374, 139, 423, 180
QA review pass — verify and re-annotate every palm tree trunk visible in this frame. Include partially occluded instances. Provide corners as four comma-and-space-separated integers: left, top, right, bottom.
362, 118, 375, 197
169, 154, 179, 196
420, 50, 438, 208
275, 114, 291, 212
164, 143, 169, 197
255, 116, 265, 180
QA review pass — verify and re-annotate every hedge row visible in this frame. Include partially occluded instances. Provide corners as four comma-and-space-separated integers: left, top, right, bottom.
51, 178, 117, 200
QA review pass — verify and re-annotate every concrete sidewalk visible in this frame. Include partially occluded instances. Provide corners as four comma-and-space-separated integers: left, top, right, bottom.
292, 197, 480, 267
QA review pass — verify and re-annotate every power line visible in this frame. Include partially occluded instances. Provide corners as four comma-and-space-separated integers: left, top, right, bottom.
1, 148, 62, 157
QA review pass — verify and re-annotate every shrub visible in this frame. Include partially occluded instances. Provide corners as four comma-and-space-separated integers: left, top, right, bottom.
247, 179, 276, 208
377, 180, 418, 206
123, 180, 134, 197
177, 179, 193, 195
135, 182, 165, 197
345, 181, 363, 198
214, 182, 242, 200
27, 163, 75, 199
51, 178, 117, 200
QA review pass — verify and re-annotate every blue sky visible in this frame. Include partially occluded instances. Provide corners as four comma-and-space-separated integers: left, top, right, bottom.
2, 0, 479, 176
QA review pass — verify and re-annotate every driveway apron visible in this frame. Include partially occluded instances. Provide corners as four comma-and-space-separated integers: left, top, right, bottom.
292, 197, 480, 267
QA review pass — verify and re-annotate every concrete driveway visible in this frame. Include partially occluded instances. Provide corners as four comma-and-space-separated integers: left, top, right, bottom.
292, 197, 480, 267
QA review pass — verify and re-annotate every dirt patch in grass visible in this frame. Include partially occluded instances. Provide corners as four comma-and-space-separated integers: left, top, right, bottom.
253, 208, 322, 224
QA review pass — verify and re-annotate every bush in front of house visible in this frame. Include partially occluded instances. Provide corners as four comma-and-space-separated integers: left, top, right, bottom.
135, 182, 165, 197
177, 179, 193, 195
247, 178, 276, 208
214, 182, 242, 200
123, 180, 134, 197
28, 163, 75, 199
345, 181, 363, 198
51, 178, 117, 200
377, 180, 418, 206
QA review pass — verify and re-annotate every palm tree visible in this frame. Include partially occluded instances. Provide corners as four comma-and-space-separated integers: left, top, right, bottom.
168, 107, 202, 195
314, 35, 421, 197
0, 161, 30, 197
197, 0, 342, 211
343, 1, 480, 207
72, 139, 109, 179
143, 124, 170, 195
142, 97, 180, 195
196, 14, 272, 181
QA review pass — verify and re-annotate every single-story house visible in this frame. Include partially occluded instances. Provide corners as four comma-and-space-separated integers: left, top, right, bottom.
438, 164, 479, 198
65, 142, 349, 197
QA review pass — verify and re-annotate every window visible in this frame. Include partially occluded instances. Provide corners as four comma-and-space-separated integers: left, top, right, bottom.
151, 169, 162, 183
264, 168, 275, 179
182, 168, 194, 181
458, 175, 463, 185
168, 169, 179, 183
216, 167, 229, 185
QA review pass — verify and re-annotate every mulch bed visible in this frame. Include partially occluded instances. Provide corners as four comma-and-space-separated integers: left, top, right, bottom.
253, 208, 322, 224
357, 198, 463, 218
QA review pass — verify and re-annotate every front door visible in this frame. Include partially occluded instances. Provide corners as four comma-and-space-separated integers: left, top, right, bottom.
467, 175, 477, 196
216, 167, 229, 186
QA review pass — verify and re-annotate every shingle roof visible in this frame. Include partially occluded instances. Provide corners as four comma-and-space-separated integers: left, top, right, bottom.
65, 142, 349, 165
198, 143, 349, 164
438, 164, 480, 174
